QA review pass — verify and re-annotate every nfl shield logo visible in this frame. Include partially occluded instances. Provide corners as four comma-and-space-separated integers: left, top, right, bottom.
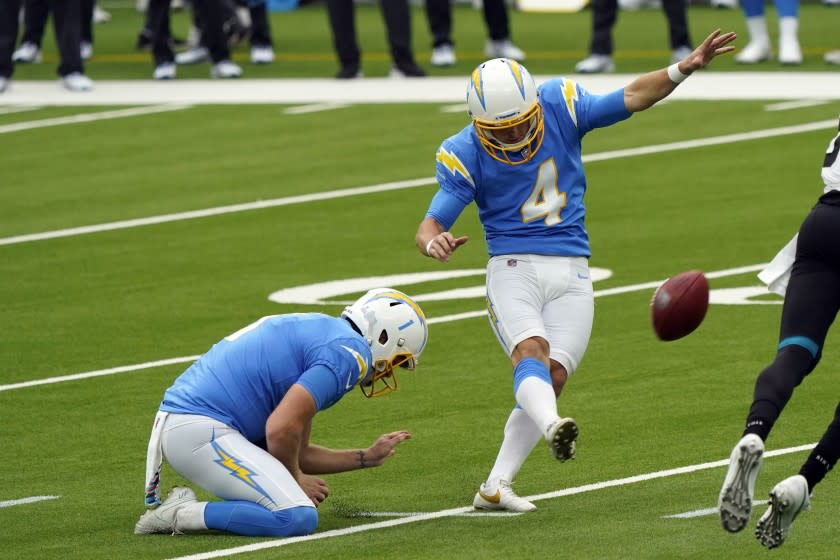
507, 259, 517, 267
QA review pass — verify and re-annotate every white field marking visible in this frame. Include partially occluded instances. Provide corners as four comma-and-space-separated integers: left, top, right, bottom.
0, 263, 764, 393
1, 119, 835, 248
0, 355, 200, 393
0, 177, 434, 247
0, 104, 191, 135
0, 105, 42, 114
349, 511, 523, 518
440, 103, 467, 113
166, 442, 816, 560
0, 495, 60, 508
283, 103, 351, 115
663, 500, 768, 519
764, 100, 832, 112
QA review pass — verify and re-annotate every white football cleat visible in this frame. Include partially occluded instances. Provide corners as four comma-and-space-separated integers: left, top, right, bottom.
734, 41, 772, 64
210, 60, 243, 79
778, 36, 802, 65
755, 475, 810, 548
134, 486, 197, 534
473, 480, 536, 512
250, 45, 275, 64
718, 433, 764, 532
546, 417, 578, 462
175, 47, 208, 65
12, 42, 42, 64
825, 50, 840, 65
60, 72, 93, 92
0, 76, 8, 93
574, 54, 614, 74
153, 62, 176, 80
430, 44, 456, 67
484, 39, 525, 62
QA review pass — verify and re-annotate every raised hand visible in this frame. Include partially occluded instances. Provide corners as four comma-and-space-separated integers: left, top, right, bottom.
683, 29, 737, 73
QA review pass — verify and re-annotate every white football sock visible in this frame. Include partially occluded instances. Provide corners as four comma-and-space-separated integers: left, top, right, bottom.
485, 407, 543, 488
514, 375, 561, 437
778, 16, 798, 41
745, 16, 770, 46
175, 502, 208, 531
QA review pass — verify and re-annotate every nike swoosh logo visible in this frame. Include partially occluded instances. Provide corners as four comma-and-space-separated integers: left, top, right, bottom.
479, 490, 501, 504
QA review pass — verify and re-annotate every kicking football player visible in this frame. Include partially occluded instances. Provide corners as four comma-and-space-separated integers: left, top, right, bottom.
718, 118, 840, 548
415, 29, 736, 512
134, 289, 428, 536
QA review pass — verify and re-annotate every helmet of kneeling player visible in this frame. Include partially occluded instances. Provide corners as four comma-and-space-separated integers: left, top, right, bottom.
466, 58, 544, 165
341, 288, 428, 397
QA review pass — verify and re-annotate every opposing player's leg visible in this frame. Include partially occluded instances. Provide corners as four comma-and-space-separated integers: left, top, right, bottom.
136, 413, 317, 537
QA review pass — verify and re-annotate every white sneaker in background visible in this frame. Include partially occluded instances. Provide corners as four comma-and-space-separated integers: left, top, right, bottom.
0, 76, 8, 93
81, 41, 93, 60
473, 480, 536, 512
755, 475, 810, 549
93, 5, 111, 23
210, 60, 243, 79
12, 42, 42, 63
250, 45, 275, 64
430, 44, 456, 67
710, 0, 737, 7
574, 54, 614, 73
825, 50, 840, 65
718, 433, 764, 533
670, 46, 692, 64
734, 41, 772, 64
153, 62, 176, 80
134, 486, 197, 535
485, 39, 525, 61
175, 47, 209, 65
60, 72, 93, 92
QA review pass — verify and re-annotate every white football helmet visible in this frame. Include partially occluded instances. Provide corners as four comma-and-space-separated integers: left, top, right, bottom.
341, 288, 428, 397
466, 58, 544, 165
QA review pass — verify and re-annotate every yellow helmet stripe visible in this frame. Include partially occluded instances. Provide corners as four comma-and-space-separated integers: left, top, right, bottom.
470, 68, 486, 110
371, 291, 427, 324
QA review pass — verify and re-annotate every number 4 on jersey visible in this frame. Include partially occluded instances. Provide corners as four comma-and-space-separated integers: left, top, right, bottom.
520, 158, 567, 226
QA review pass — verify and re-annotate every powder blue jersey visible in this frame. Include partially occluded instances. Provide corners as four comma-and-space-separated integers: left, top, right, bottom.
427, 78, 632, 258
160, 313, 372, 444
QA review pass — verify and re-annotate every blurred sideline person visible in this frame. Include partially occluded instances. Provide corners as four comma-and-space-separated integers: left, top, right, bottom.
6, 0, 92, 90
575, 0, 692, 73
415, 30, 736, 512
424, 0, 525, 67
135, 289, 429, 537
718, 119, 840, 548
733, 0, 800, 65
0, 0, 24, 93
326, 0, 425, 79
12, 0, 95, 63
145, 0, 242, 79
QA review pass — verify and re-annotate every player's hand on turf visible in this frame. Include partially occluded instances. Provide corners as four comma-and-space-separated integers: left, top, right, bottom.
426, 233, 468, 263
300, 473, 330, 506
681, 29, 737, 72
364, 430, 412, 466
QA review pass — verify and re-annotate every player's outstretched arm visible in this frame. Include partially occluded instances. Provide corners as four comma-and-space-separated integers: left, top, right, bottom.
416, 217, 468, 263
623, 29, 737, 113
299, 431, 412, 473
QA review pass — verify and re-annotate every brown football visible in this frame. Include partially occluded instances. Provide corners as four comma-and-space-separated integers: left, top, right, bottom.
651, 270, 709, 341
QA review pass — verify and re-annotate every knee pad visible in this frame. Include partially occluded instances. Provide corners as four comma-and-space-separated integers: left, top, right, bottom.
272, 505, 318, 536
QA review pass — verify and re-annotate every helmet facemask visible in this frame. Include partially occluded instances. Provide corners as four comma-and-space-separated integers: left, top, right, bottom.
473, 101, 545, 165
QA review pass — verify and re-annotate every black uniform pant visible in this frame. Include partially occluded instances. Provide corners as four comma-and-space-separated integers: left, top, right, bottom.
588, 0, 690, 55
424, 0, 509, 48
745, 190, 840, 490
147, 0, 231, 65
325, 0, 413, 70
20, 0, 94, 46
0, 0, 24, 78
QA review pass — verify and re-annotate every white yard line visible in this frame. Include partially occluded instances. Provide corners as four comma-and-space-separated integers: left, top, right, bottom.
0, 263, 765, 393
0, 105, 42, 115
663, 501, 768, 519
0, 495, 60, 508
1, 119, 835, 247
165, 443, 816, 560
764, 100, 832, 112
0, 104, 191, 134
283, 103, 351, 115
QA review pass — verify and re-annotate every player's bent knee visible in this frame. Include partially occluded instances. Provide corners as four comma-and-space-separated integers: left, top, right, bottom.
272, 505, 318, 536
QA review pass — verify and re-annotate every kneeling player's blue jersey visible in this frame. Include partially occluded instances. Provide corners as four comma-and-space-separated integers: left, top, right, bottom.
427, 78, 631, 258
160, 313, 371, 443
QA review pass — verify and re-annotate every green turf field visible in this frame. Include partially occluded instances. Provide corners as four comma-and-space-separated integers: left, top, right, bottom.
3, 3, 840, 560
